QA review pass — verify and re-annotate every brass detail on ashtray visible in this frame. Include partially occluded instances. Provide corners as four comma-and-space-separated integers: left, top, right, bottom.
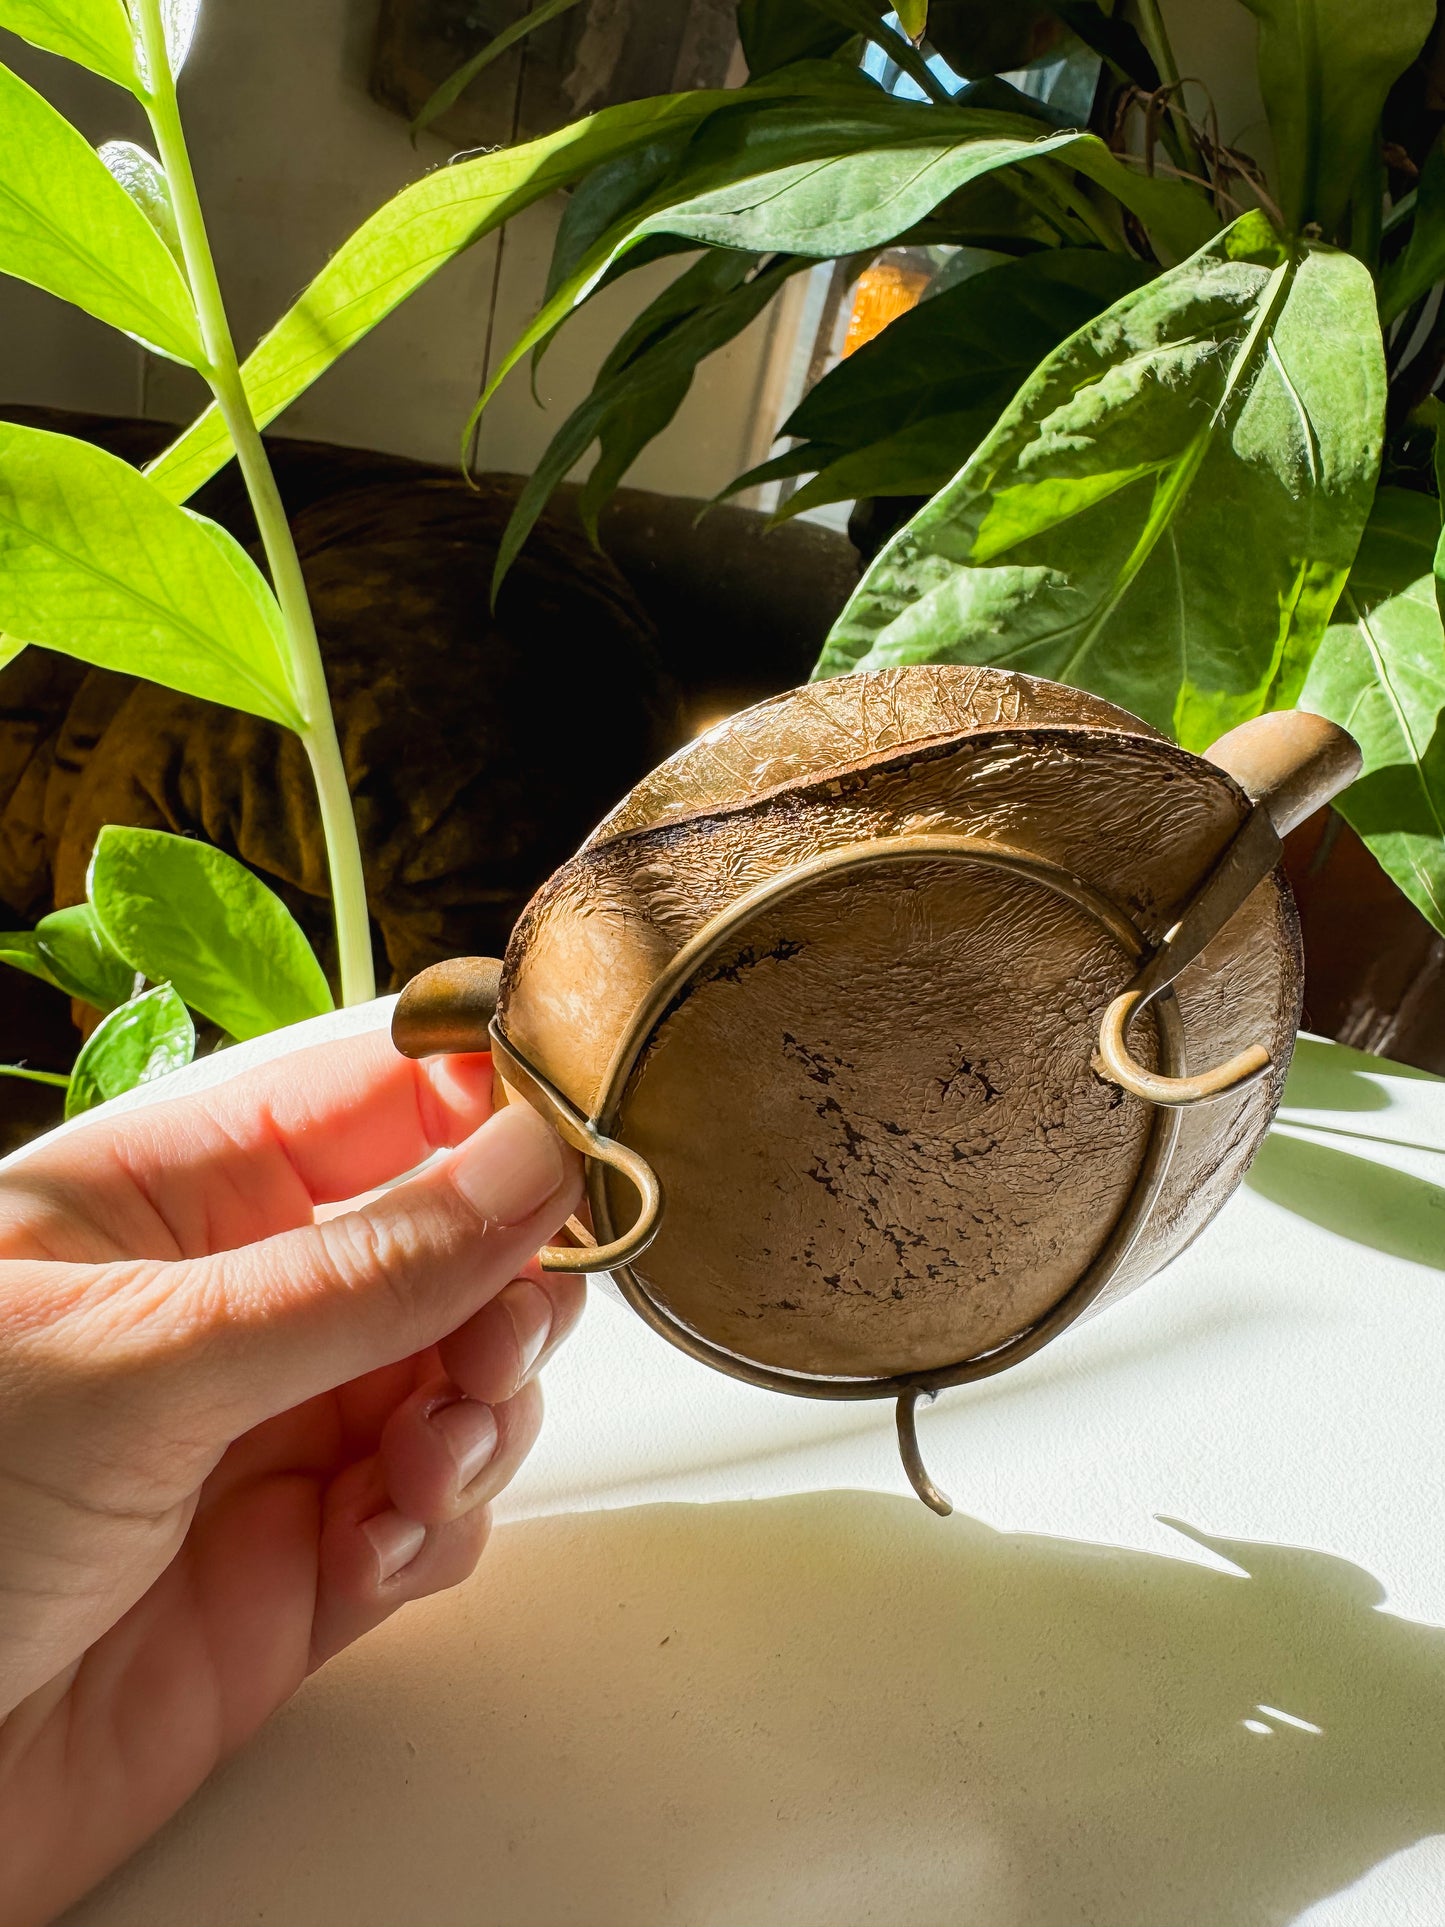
488, 1025, 663, 1275
392, 668, 1361, 1511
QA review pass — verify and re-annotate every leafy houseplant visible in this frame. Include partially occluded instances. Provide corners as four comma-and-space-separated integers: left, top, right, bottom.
1, 0, 1441, 1115
434, 0, 1443, 951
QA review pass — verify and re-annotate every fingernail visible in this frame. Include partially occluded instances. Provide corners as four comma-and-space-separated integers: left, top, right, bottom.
431, 1397, 499, 1494
453, 1104, 568, 1228
363, 1508, 426, 1583
500, 1278, 553, 1385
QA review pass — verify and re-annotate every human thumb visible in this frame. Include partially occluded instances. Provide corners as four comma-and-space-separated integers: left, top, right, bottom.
159, 1101, 584, 1428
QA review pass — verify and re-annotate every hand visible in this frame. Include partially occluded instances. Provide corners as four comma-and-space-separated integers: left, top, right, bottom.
0, 1029, 584, 1926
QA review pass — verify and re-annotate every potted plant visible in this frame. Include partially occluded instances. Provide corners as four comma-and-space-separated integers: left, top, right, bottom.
0, 0, 1440, 1111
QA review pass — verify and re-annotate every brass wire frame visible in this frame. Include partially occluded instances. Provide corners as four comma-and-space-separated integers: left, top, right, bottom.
491, 834, 1199, 1511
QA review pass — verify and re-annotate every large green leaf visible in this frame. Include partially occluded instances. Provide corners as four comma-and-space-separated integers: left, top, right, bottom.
728, 248, 1146, 515
0, 0, 139, 89
65, 983, 194, 1119
773, 415, 1002, 519
1239, 0, 1434, 237
0, 902, 134, 1010
142, 90, 759, 506
536, 79, 950, 372
88, 826, 335, 1040
816, 214, 1385, 751
736, 0, 857, 75
619, 125, 1214, 264
472, 108, 1215, 448
562, 250, 762, 527
1302, 489, 1445, 935
0, 424, 300, 729
1380, 141, 1445, 325
494, 254, 808, 595
544, 135, 703, 310
0, 62, 203, 364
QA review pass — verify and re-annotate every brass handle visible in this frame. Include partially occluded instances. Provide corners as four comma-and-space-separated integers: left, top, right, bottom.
392, 956, 503, 1058
392, 957, 664, 1274
1095, 986, 1270, 1107
1094, 710, 1361, 1110
486, 1022, 664, 1275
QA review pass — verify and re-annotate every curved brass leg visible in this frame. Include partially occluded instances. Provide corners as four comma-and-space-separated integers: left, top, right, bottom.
896, 1389, 953, 1516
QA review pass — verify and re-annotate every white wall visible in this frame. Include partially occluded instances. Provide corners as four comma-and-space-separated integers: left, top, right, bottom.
0, 0, 782, 499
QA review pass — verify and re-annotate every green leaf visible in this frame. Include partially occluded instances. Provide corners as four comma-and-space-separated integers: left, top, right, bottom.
1302, 488, 1445, 935
620, 126, 1214, 263
0, 0, 139, 89
809, 0, 949, 104
65, 983, 194, 1119
142, 90, 752, 506
1238, 0, 1434, 236
921, 1, 1060, 77
897, 0, 928, 38
787, 252, 1144, 445
736, 0, 856, 76
724, 249, 1146, 520
535, 84, 943, 374
764, 248, 1146, 486
0, 903, 135, 1009
99, 140, 183, 268
816, 213, 1385, 751
472, 107, 1215, 450
88, 826, 335, 1040
772, 413, 997, 518
593, 249, 759, 385
0, 424, 301, 728
412, 0, 586, 140
1380, 140, 1445, 325
0, 62, 203, 365
544, 135, 702, 310
495, 254, 808, 594
1050, 3, 1161, 92
570, 250, 763, 538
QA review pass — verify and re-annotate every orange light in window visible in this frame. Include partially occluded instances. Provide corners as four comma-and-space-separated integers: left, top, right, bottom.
841, 261, 932, 357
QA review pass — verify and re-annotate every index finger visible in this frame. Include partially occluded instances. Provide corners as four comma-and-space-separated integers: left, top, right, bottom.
0, 1028, 496, 1261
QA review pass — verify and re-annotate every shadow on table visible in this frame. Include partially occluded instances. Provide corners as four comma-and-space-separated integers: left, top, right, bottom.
1246, 1131, 1445, 1271
1278, 1034, 1440, 1114
83, 1492, 1445, 1927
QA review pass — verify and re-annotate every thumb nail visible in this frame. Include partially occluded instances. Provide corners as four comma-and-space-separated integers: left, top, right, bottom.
452, 1102, 569, 1228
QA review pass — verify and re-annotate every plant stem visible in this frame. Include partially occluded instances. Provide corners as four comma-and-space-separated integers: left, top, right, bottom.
134, 1, 375, 1006
1131, 0, 1206, 182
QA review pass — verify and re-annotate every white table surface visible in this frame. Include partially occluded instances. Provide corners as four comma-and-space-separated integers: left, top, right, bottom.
34, 1001, 1445, 1927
